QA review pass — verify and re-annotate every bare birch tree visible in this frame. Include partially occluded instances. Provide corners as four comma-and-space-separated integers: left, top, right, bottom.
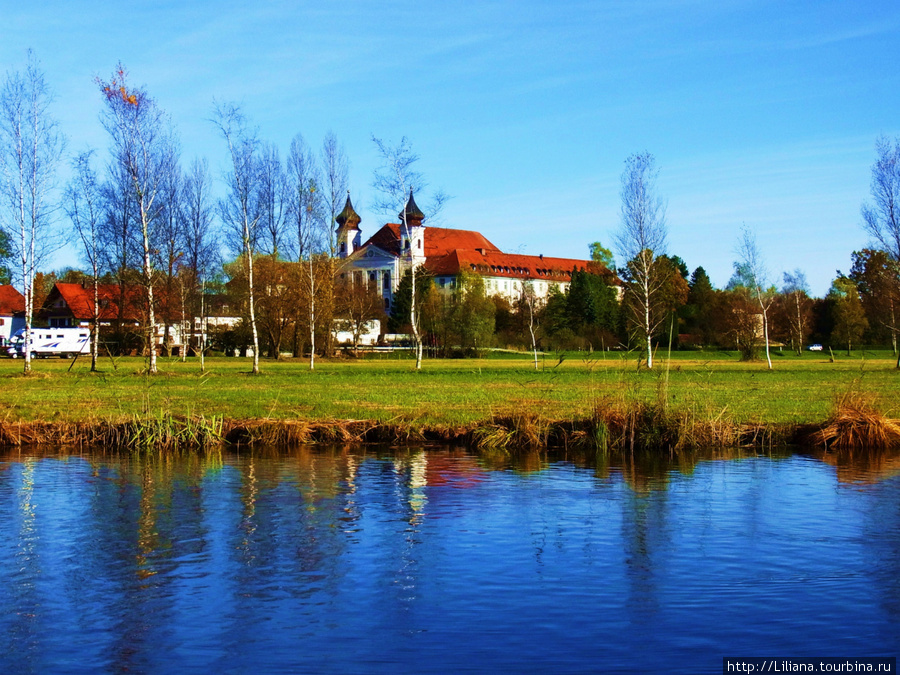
780, 269, 812, 356
321, 131, 349, 357
0, 51, 64, 373
736, 225, 774, 369
98, 64, 176, 375
258, 141, 288, 259
66, 150, 102, 371
99, 159, 139, 343
154, 156, 184, 356
211, 101, 262, 374
371, 136, 449, 369
181, 158, 218, 372
287, 133, 324, 368
614, 152, 667, 369
861, 135, 900, 368
521, 281, 540, 370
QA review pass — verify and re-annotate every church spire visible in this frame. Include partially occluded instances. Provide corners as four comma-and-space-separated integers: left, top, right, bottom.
335, 192, 361, 230
399, 187, 425, 227
335, 192, 362, 258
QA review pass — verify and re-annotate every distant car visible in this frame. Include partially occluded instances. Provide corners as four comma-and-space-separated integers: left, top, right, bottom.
807, 344, 823, 351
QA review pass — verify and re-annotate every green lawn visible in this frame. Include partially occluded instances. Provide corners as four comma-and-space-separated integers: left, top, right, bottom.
1, 349, 897, 425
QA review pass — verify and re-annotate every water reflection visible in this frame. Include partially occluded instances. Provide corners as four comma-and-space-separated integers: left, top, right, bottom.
0, 446, 897, 673
809, 447, 900, 484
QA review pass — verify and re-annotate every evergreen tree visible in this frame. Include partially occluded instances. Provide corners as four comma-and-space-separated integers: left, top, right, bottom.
388, 267, 431, 334
683, 266, 716, 346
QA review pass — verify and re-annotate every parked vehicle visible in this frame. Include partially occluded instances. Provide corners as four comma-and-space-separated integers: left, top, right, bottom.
6, 327, 91, 359
807, 344, 823, 351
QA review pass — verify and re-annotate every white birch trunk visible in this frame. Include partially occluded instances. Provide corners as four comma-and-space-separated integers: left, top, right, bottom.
91, 277, 99, 371
140, 202, 157, 374
757, 286, 772, 370
643, 273, 653, 370
308, 257, 316, 371
246, 227, 260, 374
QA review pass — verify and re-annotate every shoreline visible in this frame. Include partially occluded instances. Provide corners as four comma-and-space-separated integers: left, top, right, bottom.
0, 406, 894, 454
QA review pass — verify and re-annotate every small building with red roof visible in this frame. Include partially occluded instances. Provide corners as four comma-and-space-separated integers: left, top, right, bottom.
41, 282, 143, 328
40, 282, 243, 353
335, 191, 612, 312
0, 285, 26, 346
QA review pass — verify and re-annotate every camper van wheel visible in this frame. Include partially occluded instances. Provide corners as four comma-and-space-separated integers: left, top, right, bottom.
30, 352, 37, 360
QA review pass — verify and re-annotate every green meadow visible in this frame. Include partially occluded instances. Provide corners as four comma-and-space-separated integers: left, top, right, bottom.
1, 349, 897, 427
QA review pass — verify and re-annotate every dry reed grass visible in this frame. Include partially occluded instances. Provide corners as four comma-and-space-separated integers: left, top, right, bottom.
0, 398, 863, 456
806, 392, 900, 451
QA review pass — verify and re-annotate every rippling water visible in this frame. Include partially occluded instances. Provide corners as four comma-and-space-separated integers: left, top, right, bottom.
0, 447, 897, 674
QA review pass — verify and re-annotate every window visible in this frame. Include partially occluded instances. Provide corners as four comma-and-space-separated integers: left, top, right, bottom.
382, 272, 391, 290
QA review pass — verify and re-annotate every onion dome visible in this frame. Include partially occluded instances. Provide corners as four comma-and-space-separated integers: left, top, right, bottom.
335, 192, 361, 230
399, 187, 425, 225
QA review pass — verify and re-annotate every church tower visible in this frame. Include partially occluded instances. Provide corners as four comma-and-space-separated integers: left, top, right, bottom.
399, 188, 426, 265
335, 193, 362, 258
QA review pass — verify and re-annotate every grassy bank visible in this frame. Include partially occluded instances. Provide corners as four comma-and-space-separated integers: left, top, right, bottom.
0, 350, 897, 451
3, 350, 898, 423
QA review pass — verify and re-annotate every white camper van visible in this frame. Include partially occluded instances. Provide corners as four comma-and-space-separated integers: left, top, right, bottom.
7, 327, 91, 359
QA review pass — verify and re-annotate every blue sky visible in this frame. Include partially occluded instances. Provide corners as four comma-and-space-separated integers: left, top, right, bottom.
4, 0, 900, 296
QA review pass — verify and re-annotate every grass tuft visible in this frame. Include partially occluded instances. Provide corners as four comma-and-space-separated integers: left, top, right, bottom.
814, 392, 900, 451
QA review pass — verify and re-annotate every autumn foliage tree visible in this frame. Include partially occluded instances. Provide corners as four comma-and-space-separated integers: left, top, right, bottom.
830, 276, 869, 355
850, 248, 900, 354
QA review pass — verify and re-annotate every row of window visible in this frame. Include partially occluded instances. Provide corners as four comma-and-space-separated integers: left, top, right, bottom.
467, 264, 573, 278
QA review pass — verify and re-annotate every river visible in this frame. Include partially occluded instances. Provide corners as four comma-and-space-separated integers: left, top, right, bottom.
0, 447, 897, 673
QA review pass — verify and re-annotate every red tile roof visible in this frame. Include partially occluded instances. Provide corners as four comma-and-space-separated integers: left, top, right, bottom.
356, 224, 613, 284
44, 283, 145, 322
427, 249, 593, 282
0, 285, 25, 315
361, 224, 501, 258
